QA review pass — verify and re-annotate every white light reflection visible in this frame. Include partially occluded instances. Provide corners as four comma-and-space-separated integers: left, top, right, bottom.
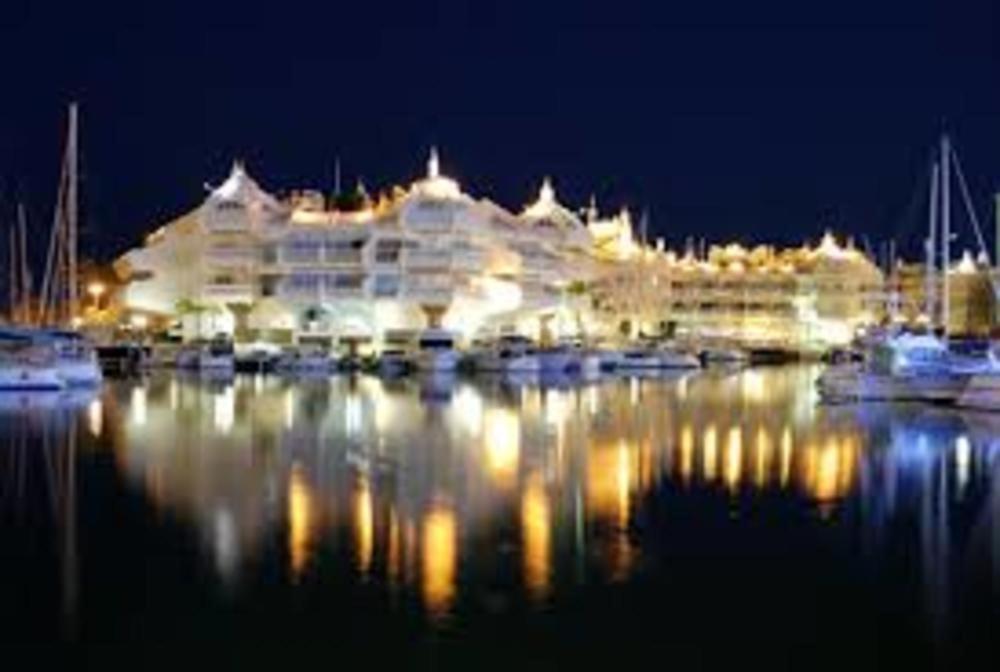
87, 398, 103, 437
454, 385, 484, 436
345, 395, 363, 436
284, 388, 295, 430
213, 507, 238, 582
955, 435, 971, 494
214, 385, 235, 434
131, 386, 147, 427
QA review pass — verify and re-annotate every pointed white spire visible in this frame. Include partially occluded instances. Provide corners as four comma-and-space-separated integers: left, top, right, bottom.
539, 177, 555, 204
427, 146, 440, 179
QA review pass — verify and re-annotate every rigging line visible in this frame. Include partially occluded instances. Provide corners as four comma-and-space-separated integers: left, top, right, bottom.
948, 144, 990, 262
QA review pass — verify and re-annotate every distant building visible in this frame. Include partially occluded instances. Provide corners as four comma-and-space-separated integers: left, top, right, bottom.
891, 251, 997, 337
591, 233, 885, 352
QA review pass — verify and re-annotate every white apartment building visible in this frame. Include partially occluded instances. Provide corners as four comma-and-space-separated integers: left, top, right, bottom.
117, 151, 601, 346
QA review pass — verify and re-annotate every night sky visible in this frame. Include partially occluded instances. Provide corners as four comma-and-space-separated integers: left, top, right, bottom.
1, 0, 999, 264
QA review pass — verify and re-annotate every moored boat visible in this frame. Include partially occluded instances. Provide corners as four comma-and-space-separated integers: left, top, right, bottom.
38, 329, 103, 386
475, 336, 540, 374
0, 330, 65, 391
274, 343, 335, 374
537, 344, 580, 374
176, 336, 235, 372
413, 329, 460, 373
617, 347, 662, 370
657, 345, 701, 369
816, 333, 967, 403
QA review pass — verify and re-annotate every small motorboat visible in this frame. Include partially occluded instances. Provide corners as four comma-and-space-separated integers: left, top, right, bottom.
475, 336, 541, 374
274, 344, 335, 375
537, 344, 581, 374
413, 329, 460, 373
701, 346, 750, 366
657, 345, 701, 369
377, 349, 413, 376
617, 347, 662, 370
176, 335, 235, 373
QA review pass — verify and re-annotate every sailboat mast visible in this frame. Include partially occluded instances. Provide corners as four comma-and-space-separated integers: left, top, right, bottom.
17, 204, 29, 323
8, 226, 17, 322
940, 134, 951, 338
926, 160, 939, 324
66, 102, 79, 325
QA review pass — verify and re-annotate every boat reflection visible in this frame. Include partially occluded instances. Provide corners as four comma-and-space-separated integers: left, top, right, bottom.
94, 367, 1000, 625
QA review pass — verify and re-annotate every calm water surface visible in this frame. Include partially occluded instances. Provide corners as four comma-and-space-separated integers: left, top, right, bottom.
0, 366, 997, 668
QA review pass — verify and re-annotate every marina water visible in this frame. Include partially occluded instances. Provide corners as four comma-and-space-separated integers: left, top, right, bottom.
0, 366, 997, 667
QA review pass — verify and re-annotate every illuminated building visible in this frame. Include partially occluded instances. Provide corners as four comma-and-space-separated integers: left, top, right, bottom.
116, 152, 598, 346
591, 232, 886, 351
114, 153, 888, 351
890, 251, 997, 337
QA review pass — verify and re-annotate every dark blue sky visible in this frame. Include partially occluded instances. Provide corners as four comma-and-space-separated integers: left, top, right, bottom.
1, 0, 998, 261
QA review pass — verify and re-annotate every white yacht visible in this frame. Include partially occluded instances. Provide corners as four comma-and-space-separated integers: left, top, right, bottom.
274, 343, 335, 374
956, 374, 1000, 411
475, 336, 540, 374
38, 329, 103, 386
176, 336, 235, 372
595, 348, 624, 371
817, 333, 967, 403
578, 350, 603, 378
413, 329, 460, 373
617, 346, 663, 370
377, 348, 413, 376
537, 344, 581, 374
701, 346, 749, 366
657, 344, 702, 369
0, 330, 65, 392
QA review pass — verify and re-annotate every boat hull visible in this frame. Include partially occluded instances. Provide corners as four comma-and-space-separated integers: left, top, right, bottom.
0, 365, 66, 392
56, 359, 103, 387
817, 365, 967, 403
955, 374, 1000, 411
538, 351, 578, 373
476, 354, 541, 374
415, 350, 460, 373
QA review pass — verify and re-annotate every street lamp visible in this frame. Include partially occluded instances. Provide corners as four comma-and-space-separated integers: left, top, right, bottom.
87, 282, 106, 310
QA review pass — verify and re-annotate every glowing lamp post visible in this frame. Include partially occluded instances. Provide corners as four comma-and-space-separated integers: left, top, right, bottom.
87, 281, 106, 310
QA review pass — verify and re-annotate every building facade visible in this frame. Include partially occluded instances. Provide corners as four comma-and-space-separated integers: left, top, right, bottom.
117, 152, 600, 347
115, 152, 891, 352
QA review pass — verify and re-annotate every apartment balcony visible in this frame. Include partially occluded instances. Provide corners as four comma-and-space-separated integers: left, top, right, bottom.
205, 247, 259, 267
451, 250, 485, 271
277, 283, 321, 302
323, 250, 364, 266
403, 283, 453, 304
202, 283, 256, 302
402, 248, 453, 270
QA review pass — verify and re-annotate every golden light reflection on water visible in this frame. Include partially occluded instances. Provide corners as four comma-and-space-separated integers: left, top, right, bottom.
112, 366, 892, 619
703, 424, 718, 481
522, 473, 551, 600
354, 476, 374, 576
288, 464, 315, 580
725, 426, 743, 492
800, 438, 858, 513
680, 424, 695, 483
484, 407, 520, 488
422, 501, 457, 619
